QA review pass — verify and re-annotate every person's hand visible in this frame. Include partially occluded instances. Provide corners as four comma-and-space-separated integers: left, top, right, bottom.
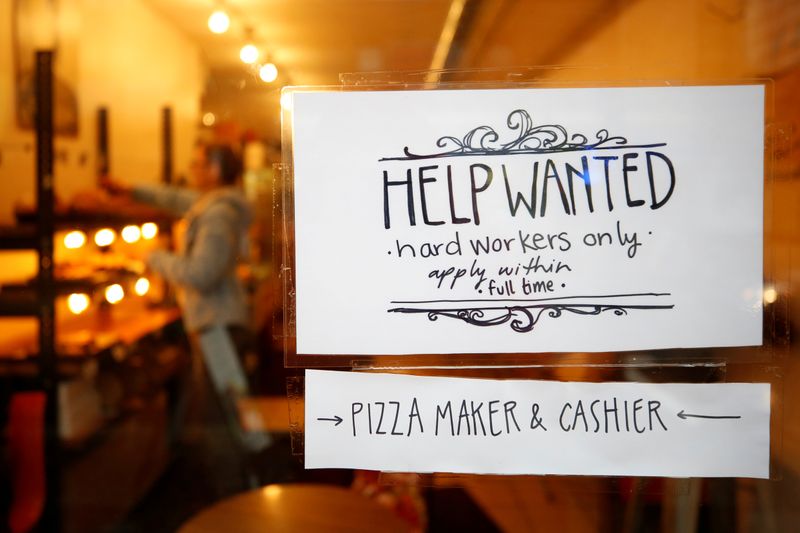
99, 175, 131, 197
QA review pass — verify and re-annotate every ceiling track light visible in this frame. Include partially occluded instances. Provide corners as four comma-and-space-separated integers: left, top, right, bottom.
208, 8, 230, 34
259, 61, 278, 83
240, 27, 259, 64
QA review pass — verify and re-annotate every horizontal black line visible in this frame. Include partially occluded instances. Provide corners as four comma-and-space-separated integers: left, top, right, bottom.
378, 143, 668, 162
389, 293, 672, 305
388, 304, 675, 313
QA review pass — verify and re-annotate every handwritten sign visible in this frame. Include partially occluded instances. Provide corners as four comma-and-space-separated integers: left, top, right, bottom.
290, 85, 764, 355
304, 370, 771, 478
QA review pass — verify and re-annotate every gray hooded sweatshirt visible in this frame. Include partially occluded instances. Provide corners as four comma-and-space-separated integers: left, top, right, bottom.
132, 184, 252, 333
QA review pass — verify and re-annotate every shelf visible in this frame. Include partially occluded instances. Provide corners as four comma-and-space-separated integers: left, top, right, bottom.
1, 268, 142, 298
0, 302, 182, 377
0, 224, 38, 250
0, 286, 38, 316
15, 206, 173, 230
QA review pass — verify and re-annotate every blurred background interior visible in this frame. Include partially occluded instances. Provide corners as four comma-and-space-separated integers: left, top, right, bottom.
1, 0, 799, 532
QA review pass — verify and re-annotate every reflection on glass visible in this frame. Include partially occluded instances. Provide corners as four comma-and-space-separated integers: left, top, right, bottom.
764, 286, 778, 304
280, 92, 293, 112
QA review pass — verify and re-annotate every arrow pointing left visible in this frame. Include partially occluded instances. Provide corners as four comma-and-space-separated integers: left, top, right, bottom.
316, 415, 343, 426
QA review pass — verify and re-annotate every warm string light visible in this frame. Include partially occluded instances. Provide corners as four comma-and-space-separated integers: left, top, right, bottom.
94, 228, 115, 247
67, 293, 90, 314
121, 225, 141, 243
63, 230, 86, 249
134, 277, 150, 296
141, 222, 158, 240
105, 284, 124, 304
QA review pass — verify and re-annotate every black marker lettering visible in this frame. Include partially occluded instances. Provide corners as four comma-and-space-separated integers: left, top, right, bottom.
351, 402, 363, 437
469, 163, 493, 225
383, 169, 415, 228
390, 401, 403, 435
435, 401, 454, 436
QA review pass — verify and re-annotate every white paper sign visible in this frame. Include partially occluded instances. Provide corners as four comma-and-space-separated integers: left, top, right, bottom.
305, 370, 771, 478
291, 85, 764, 355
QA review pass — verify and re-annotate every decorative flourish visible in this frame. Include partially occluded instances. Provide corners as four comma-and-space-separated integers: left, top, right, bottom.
388, 302, 673, 333
379, 109, 666, 161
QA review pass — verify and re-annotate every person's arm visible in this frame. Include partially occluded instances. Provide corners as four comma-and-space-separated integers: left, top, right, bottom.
130, 184, 199, 216
100, 176, 198, 216
147, 204, 237, 291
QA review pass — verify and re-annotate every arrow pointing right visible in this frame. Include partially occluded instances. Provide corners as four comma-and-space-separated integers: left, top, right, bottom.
677, 410, 742, 420
316, 415, 343, 426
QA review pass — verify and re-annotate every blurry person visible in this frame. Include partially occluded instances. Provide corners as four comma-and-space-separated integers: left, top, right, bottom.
102, 143, 269, 461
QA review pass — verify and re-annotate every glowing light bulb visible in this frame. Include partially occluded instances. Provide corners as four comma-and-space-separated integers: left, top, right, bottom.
67, 293, 90, 314
63, 230, 86, 249
134, 277, 150, 296
141, 223, 158, 240
105, 284, 124, 304
240, 44, 259, 64
94, 228, 115, 247
207, 10, 230, 34
121, 225, 141, 243
764, 286, 778, 304
202, 112, 216, 127
259, 63, 278, 83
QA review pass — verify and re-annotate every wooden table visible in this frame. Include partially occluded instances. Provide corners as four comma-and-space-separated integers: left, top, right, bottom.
179, 483, 409, 533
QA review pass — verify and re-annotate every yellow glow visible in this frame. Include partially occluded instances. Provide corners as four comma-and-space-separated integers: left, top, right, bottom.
764, 287, 778, 304
134, 277, 150, 296
94, 228, 115, 247
261, 485, 282, 499
141, 223, 158, 240
67, 293, 90, 315
240, 44, 259, 64
202, 112, 216, 127
105, 284, 124, 304
207, 10, 230, 34
63, 230, 86, 249
259, 63, 278, 83
280, 92, 293, 112
121, 225, 141, 243
426, 0, 467, 84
